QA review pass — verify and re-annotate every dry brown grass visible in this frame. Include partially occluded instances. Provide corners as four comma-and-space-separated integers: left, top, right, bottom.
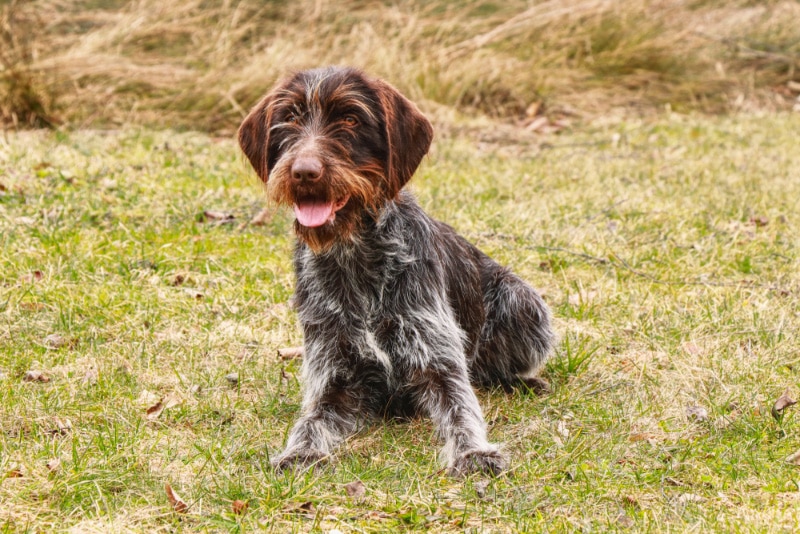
1, 0, 799, 131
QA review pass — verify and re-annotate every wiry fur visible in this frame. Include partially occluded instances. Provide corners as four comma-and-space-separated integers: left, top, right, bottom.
238, 66, 554, 476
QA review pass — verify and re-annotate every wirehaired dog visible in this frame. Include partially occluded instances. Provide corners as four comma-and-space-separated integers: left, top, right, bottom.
238, 66, 554, 476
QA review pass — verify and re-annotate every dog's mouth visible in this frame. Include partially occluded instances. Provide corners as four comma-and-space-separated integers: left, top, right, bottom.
293, 195, 351, 228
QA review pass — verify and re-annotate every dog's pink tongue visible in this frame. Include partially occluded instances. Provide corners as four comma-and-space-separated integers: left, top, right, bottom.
294, 200, 334, 227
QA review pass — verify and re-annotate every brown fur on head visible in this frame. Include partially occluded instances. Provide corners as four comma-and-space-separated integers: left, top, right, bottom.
238, 66, 434, 253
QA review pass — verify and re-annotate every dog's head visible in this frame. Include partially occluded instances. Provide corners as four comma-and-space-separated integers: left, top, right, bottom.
238, 66, 433, 252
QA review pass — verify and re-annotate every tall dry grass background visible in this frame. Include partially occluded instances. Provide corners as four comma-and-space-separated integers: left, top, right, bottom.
2, 0, 799, 131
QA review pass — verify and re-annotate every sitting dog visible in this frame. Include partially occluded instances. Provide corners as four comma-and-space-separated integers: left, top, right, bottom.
238, 66, 554, 476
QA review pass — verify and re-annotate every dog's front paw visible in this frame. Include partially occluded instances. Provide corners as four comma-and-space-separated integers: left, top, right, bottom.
271, 448, 328, 473
448, 449, 507, 477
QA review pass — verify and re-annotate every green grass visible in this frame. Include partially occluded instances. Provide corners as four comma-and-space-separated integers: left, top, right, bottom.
2, 114, 800, 532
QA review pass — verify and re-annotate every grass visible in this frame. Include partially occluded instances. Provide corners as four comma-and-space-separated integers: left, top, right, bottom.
2, 0, 800, 131
1, 112, 800, 531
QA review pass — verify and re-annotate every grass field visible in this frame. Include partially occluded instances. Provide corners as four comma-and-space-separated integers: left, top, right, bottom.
1, 112, 799, 532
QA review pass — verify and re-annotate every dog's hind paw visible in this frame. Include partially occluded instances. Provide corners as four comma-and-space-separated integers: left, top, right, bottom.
520, 376, 551, 395
271, 448, 328, 472
448, 449, 507, 477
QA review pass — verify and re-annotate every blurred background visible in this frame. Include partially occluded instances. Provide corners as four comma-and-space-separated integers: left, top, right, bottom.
2, 0, 799, 133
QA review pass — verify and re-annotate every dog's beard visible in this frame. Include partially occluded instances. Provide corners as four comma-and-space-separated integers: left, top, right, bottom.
266, 159, 384, 253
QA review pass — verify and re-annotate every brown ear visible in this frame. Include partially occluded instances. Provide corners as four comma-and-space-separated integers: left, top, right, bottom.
374, 80, 433, 197
237, 93, 275, 182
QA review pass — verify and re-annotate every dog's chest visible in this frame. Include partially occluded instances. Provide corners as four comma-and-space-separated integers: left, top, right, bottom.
294, 237, 411, 326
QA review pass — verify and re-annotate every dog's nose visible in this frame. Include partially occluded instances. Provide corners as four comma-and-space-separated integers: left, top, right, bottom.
291, 157, 323, 182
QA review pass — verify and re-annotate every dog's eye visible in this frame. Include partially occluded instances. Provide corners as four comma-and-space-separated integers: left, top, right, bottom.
286, 115, 298, 124
343, 116, 358, 127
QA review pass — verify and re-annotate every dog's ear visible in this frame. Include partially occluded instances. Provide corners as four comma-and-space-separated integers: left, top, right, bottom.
238, 92, 277, 183
374, 80, 434, 197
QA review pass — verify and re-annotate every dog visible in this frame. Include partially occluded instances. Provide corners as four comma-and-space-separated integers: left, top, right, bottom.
238, 66, 554, 476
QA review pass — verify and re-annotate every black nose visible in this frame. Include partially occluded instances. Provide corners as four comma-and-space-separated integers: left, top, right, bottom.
291, 157, 322, 182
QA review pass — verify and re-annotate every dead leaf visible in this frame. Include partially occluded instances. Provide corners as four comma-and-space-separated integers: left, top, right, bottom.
137, 389, 160, 406
133, 259, 158, 271
364, 510, 393, 520
550, 118, 571, 133
200, 210, 235, 223
750, 215, 769, 227
24, 370, 50, 383
225, 372, 239, 385
46, 458, 61, 472
163, 394, 182, 409
44, 333, 77, 350
146, 399, 165, 420
525, 101, 542, 118
165, 483, 189, 513
685, 405, 709, 422
616, 510, 635, 528
664, 476, 688, 487
278, 346, 304, 360
772, 392, 797, 421
344, 480, 366, 502
249, 206, 273, 226
5, 468, 23, 478
555, 420, 570, 439
629, 432, 657, 443
286, 501, 316, 518
146, 394, 181, 420
44, 334, 64, 348
232, 499, 249, 515
82, 367, 98, 386
99, 178, 117, 190
623, 495, 639, 507
525, 116, 549, 132
786, 450, 800, 465
181, 288, 204, 299
46, 418, 72, 436
20, 271, 43, 283
676, 493, 706, 505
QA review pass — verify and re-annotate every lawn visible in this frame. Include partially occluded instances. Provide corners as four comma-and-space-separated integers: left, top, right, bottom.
1, 113, 799, 532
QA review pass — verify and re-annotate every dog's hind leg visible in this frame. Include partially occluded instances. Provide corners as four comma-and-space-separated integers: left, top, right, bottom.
471, 264, 554, 392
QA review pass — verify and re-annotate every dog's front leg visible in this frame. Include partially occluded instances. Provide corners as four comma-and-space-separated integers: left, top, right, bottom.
272, 350, 370, 472
410, 362, 507, 476
272, 389, 359, 470
388, 312, 506, 476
